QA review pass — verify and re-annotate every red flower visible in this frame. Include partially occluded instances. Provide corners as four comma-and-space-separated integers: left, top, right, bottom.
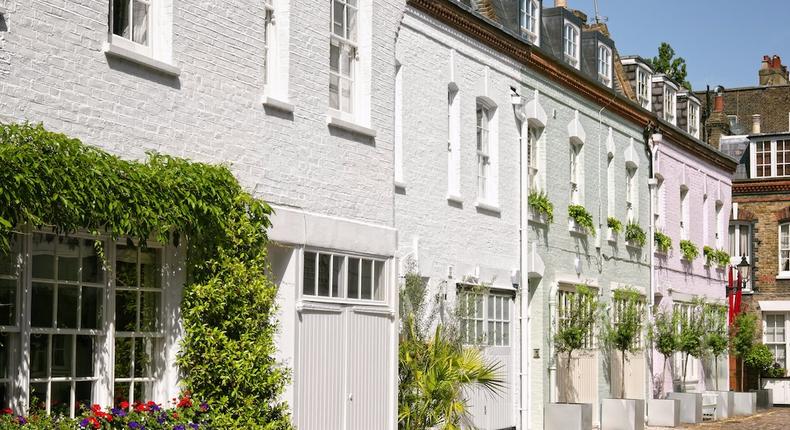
0, 408, 11, 415
91, 404, 102, 413
120, 401, 129, 410
134, 402, 147, 412
177, 396, 192, 408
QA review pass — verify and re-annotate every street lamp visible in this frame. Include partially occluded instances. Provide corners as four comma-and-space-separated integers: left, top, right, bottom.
737, 255, 750, 289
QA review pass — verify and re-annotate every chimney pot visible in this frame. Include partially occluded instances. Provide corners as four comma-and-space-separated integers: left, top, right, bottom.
752, 114, 761, 134
713, 94, 725, 113
762, 56, 771, 69
773, 55, 782, 69
555, 0, 567, 7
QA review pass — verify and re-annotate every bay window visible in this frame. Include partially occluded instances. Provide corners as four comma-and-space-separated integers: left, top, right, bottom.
563, 22, 579, 69
329, 0, 357, 114
781, 223, 790, 277
598, 44, 612, 87
302, 250, 386, 301
458, 289, 511, 347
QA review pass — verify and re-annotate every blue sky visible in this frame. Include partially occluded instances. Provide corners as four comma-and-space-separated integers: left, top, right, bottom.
570, 0, 790, 90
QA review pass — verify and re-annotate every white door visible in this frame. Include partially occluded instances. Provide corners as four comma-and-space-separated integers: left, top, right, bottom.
346, 309, 392, 429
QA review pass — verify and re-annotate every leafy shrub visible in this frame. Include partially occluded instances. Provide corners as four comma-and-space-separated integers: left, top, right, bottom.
764, 363, 787, 378
607, 217, 622, 234
732, 313, 759, 359
528, 190, 554, 223
568, 205, 595, 236
654, 231, 672, 253
703, 246, 731, 268
679, 240, 699, 261
650, 308, 678, 395
744, 343, 776, 374
554, 285, 599, 367
624, 222, 646, 247
602, 287, 645, 398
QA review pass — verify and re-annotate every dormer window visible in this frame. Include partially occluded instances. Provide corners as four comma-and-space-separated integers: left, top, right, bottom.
688, 102, 700, 138
636, 68, 651, 109
521, 0, 539, 43
663, 85, 676, 125
598, 44, 612, 87
563, 22, 580, 69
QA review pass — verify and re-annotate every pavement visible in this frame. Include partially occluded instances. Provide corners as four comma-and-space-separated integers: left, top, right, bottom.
647, 407, 790, 429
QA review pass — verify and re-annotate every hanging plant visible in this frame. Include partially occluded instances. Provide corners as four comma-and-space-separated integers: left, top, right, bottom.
568, 204, 595, 236
679, 240, 699, 261
528, 190, 554, 223
607, 217, 622, 234
714, 249, 731, 268
703, 245, 715, 265
624, 221, 646, 247
654, 231, 672, 253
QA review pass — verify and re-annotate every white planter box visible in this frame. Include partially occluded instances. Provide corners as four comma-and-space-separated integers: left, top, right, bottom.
529, 207, 550, 225
647, 399, 680, 427
666, 392, 702, 423
706, 391, 734, 420
601, 399, 644, 430
762, 377, 790, 405
752, 388, 773, 408
568, 219, 589, 236
545, 403, 592, 430
732, 391, 756, 416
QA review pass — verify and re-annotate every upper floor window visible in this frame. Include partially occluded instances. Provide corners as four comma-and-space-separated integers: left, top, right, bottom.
263, 1, 275, 86
570, 143, 582, 204
781, 223, 790, 277
598, 44, 612, 87
680, 187, 689, 240
755, 141, 772, 177
563, 22, 580, 68
476, 104, 492, 201
728, 115, 739, 131
636, 68, 651, 109
528, 127, 541, 191
521, 0, 539, 43
765, 314, 787, 371
654, 176, 664, 230
447, 86, 461, 198
663, 86, 677, 125
458, 289, 511, 346
778, 140, 790, 176
329, 0, 358, 113
729, 222, 752, 262
752, 139, 790, 178
626, 166, 637, 222
715, 201, 724, 248
303, 250, 386, 301
688, 103, 700, 138
112, 0, 150, 48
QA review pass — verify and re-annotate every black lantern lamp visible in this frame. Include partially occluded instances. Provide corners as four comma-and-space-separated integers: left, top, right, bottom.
737, 255, 751, 290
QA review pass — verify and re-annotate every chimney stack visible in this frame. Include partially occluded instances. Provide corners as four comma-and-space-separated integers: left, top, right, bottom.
713, 93, 725, 113
555, 0, 567, 7
762, 55, 771, 70
760, 54, 789, 86
752, 114, 762, 134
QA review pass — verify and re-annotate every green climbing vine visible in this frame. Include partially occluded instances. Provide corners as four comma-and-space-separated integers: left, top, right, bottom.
0, 123, 292, 428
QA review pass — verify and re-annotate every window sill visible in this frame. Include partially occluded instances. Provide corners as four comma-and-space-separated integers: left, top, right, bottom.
447, 193, 463, 204
261, 95, 294, 113
394, 180, 407, 189
474, 200, 501, 214
103, 42, 181, 77
326, 114, 377, 138
777, 274, 790, 280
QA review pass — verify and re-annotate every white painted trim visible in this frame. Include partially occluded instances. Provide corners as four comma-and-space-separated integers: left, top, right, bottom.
261, 95, 295, 113
475, 200, 501, 214
103, 42, 181, 76
446, 194, 463, 204
326, 113, 377, 137
759, 301, 790, 312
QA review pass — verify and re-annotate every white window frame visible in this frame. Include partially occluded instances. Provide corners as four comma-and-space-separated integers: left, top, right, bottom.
329, 0, 358, 115
528, 126, 542, 192
729, 222, 752, 261
626, 166, 637, 222
598, 43, 612, 87
563, 22, 580, 69
447, 85, 461, 199
715, 201, 724, 249
301, 249, 387, 303
570, 143, 583, 205
778, 140, 790, 177
607, 153, 615, 220
475, 100, 498, 207
748, 139, 790, 178
780, 223, 790, 278
680, 186, 689, 241
109, 0, 153, 56
664, 85, 677, 125
394, 63, 404, 186
263, 1, 275, 87
764, 313, 787, 372
557, 287, 596, 350
688, 102, 700, 138
105, 0, 179, 75
636, 67, 651, 109
520, 0, 539, 44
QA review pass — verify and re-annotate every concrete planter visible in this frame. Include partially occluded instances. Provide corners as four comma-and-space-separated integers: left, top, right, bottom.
601, 399, 644, 430
647, 399, 680, 427
666, 392, 702, 424
707, 391, 734, 420
751, 388, 773, 408
545, 402, 592, 430
732, 392, 757, 416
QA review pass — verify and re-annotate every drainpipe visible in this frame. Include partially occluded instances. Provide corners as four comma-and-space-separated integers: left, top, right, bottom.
548, 283, 558, 403
643, 121, 659, 402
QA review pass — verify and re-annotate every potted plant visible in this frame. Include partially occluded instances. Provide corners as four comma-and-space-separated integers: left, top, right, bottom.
648, 309, 681, 427
703, 246, 715, 266
667, 298, 706, 424
654, 231, 672, 254
607, 217, 622, 241
703, 304, 734, 419
568, 204, 595, 236
528, 190, 554, 224
713, 249, 731, 269
731, 313, 759, 416
624, 221, 646, 248
744, 343, 776, 409
679, 240, 699, 262
547, 285, 600, 430
601, 287, 646, 430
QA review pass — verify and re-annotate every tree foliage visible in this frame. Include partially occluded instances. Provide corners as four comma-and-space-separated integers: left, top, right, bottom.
677, 299, 706, 391
744, 343, 775, 374
649, 42, 692, 91
555, 285, 600, 367
602, 287, 645, 398
703, 304, 729, 390
0, 123, 291, 428
732, 313, 759, 358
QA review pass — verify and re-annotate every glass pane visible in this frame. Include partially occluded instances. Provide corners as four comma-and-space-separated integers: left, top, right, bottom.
0, 334, 9, 380
75, 336, 94, 378
303, 252, 316, 295
30, 334, 48, 379
341, 78, 352, 113
330, 42, 340, 73
134, 337, 155, 378
31, 283, 54, 327
329, 74, 340, 110
116, 290, 137, 332
476, 321, 484, 343
777, 316, 786, 342
114, 383, 130, 405
332, 0, 344, 37
460, 320, 467, 342
360, 260, 372, 300
347, 257, 360, 299
140, 248, 161, 289
131, 0, 149, 45
496, 322, 503, 345
740, 228, 749, 257
114, 338, 133, 379
51, 335, 73, 377
75, 381, 92, 413
487, 321, 495, 346
50, 381, 70, 416
81, 287, 102, 330
29, 383, 48, 411
81, 240, 104, 284
503, 322, 510, 345
0, 279, 15, 326
331, 256, 343, 298
140, 291, 160, 332
115, 245, 138, 288
32, 234, 56, 280
346, 4, 357, 40
57, 286, 79, 329
0, 236, 16, 276
57, 237, 80, 282
503, 298, 509, 321
134, 381, 153, 404
0, 382, 8, 410
475, 295, 484, 318
112, 0, 131, 38
317, 254, 331, 297
373, 260, 385, 300
487, 296, 495, 320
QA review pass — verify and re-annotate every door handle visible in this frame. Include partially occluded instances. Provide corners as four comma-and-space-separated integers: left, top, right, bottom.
348, 393, 353, 402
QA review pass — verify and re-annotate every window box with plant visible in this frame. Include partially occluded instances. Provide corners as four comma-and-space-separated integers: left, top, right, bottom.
654, 231, 672, 254
679, 240, 699, 262
528, 190, 554, 224
607, 217, 622, 241
624, 221, 646, 248
703, 246, 730, 269
568, 204, 595, 236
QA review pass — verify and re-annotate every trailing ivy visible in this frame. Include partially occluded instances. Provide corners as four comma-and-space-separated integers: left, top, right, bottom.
607, 217, 622, 234
679, 240, 699, 262
624, 222, 646, 247
654, 231, 672, 253
0, 123, 292, 428
568, 204, 595, 237
528, 190, 554, 223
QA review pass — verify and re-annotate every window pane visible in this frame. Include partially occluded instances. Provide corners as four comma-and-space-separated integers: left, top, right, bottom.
114, 383, 130, 404
503, 298, 509, 320
487, 296, 495, 319
347, 257, 360, 299
0, 279, 15, 326
57, 286, 79, 329
30, 334, 48, 379
76, 336, 94, 378
75, 381, 92, 412
0, 333, 9, 380
503, 322, 510, 345
112, 0, 131, 38
488, 321, 495, 346
332, 255, 343, 298
476, 320, 484, 343
29, 383, 47, 411
134, 381, 153, 404
131, 0, 149, 45
329, 74, 340, 110
116, 290, 137, 332
496, 322, 503, 345
134, 337, 155, 378
303, 252, 316, 295
81, 240, 104, 284
57, 238, 80, 282
140, 248, 161, 289
50, 382, 71, 416
0, 382, 8, 410
115, 246, 138, 288
140, 291, 160, 332
114, 338, 133, 379
317, 254, 331, 297
81, 287, 102, 330
32, 250, 55, 280
0, 236, 16, 276
332, 0, 344, 37
51, 335, 73, 377
360, 260, 372, 299
346, 4, 357, 40
777, 315, 786, 342
32, 283, 54, 328
373, 260, 385, 300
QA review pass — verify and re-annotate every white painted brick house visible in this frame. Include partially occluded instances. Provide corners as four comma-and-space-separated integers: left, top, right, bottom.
0, 0, 402, 428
